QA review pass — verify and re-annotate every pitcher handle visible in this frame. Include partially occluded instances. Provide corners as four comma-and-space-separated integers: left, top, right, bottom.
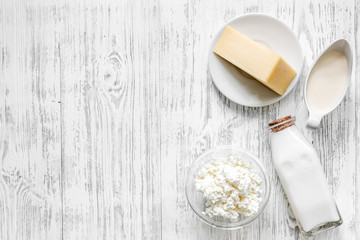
306, 113, 323, 129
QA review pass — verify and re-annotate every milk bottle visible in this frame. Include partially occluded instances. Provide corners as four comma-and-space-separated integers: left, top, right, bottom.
268, 115, 342, 236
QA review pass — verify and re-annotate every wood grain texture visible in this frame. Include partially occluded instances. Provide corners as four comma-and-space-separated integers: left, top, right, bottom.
0, 0, 359, 239
0, 1, 62, 239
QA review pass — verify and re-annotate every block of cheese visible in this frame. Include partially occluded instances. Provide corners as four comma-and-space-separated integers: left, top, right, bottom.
213, 26, 296, 95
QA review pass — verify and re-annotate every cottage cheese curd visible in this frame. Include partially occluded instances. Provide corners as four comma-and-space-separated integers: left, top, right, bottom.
195, 156, 262, 219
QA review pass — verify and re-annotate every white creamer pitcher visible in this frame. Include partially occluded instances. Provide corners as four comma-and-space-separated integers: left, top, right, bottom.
304, 39, 353, 128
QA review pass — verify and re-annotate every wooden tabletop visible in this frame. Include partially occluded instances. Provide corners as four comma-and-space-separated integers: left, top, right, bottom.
0, 0, 359, 239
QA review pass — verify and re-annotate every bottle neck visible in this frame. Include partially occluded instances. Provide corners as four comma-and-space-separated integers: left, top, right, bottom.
268, 115, 296, 133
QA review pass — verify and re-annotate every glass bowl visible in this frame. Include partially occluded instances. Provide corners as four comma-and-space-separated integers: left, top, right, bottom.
185, 145, 270, 229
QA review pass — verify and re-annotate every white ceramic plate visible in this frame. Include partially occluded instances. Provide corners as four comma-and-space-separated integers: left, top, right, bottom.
208, 14, 303, 107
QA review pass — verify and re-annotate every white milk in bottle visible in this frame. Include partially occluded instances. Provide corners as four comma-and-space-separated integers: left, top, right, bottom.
268, 116, 342, 236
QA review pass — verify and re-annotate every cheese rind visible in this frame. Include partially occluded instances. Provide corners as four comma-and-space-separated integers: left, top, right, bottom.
213, 26, 296, 95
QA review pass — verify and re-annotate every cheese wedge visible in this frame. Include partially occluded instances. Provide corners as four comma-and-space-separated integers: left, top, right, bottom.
213, 26, 296, 95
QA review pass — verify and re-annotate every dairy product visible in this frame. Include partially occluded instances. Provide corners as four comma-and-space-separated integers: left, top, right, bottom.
213, 26, 296, 95
306, 50, 348, 113
195, 156, 262, 219
269, 116, 342, 235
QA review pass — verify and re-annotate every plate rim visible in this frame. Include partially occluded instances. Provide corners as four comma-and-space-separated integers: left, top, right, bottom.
208, 13, 304, 107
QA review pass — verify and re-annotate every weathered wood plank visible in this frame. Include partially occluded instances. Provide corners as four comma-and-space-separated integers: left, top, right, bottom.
60, 1, 162, 239
353, 0, 360, 239
0, 1, 62, 239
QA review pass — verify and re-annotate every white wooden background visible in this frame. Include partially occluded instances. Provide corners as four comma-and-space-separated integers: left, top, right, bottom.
0, 0, 359, 239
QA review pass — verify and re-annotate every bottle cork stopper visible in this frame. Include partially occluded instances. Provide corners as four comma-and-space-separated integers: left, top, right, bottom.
268, 115, 294, 133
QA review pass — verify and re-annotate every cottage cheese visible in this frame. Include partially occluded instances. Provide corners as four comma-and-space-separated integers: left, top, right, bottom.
195, 156, 262, 219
